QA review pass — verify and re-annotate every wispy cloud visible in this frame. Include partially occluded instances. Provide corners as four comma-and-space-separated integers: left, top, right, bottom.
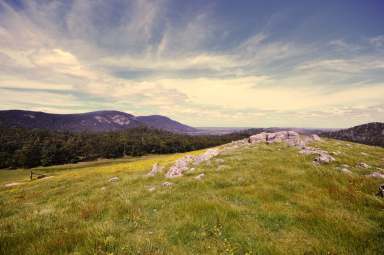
0, 0, 383, 127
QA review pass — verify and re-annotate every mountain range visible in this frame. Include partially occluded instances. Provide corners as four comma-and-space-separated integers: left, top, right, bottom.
0, 110, 197, 133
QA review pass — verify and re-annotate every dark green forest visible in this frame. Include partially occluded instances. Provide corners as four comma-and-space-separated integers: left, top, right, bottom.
0, 127, 254, 169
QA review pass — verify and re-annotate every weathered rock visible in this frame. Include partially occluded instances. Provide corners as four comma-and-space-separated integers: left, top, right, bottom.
165, 149, 220, 178
147, 163, 163, 177
340, 164, 350, 168
161, 182, 174, 187
357, 162, 370, 169
109, 176, 120, 182
249, 130, 306, 147
376, 184, 384, 197
314, 153, 335, 164
215, 158, 225, 164
367, 172, 384, 179
165, 155, 194, 178
311, 134, 321, 141
249, 132, 268, 143
194, 173, 205, 180
337, 167, 352, 174
194, 149, 220, 165
217, 165, 230, 171
4, 182, 23, 188
148, 186, 156, 192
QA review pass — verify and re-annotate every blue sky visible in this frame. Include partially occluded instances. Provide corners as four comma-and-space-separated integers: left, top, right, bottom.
0, 0, 383, 127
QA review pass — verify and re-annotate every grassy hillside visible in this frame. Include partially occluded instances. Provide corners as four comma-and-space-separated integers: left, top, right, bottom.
1, 139, 384, 254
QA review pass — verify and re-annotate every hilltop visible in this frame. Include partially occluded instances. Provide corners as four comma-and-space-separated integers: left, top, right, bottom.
1, 134, 383, 254
322, 122, 384, 147
0, 110, 197, 133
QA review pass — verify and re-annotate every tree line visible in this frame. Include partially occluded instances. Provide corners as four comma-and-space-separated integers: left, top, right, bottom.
0, 126, 254, 169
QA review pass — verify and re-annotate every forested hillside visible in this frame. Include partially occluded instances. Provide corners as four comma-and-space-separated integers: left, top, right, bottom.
0, 126, 250, 169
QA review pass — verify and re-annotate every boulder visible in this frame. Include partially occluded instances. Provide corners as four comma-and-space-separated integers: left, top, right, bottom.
161, 182, 174, 187
147, 163, 163, 177
337, 167, 352, 174
4, 182, 23, 188
148, 186, 156, 192
376, 184, 384, 197
194, 173, 205, 180
165, 155, 194, 178
314, 153, 335, 164
367, 172, 384, 179
357, 162, 370, 169
109, 176, 120, 182
249, 132, 268, 143
194, 149, 219, 165
311, 134, 321, 141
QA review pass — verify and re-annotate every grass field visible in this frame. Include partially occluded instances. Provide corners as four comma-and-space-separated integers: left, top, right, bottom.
1, 139, 384, 254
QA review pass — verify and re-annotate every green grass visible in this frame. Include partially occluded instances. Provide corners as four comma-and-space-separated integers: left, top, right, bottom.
1, 139, 383, 254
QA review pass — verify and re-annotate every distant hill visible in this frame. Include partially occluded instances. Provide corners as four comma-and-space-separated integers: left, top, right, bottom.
0, 110, 198, 133
321, 122, 384, 147
135, 115, 197, 133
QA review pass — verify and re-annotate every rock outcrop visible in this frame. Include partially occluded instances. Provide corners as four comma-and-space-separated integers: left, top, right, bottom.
249, 131, 305, 147
147, 163, 163, 177
165, 149, 220, 178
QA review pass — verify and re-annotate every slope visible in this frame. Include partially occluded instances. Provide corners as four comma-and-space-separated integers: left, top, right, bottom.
1, 138, 384, 254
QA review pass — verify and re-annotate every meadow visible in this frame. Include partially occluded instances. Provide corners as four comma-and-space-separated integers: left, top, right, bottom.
1, 139, 383, 254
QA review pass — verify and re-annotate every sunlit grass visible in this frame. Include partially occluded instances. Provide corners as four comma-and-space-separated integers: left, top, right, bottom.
1, 140, 383, 254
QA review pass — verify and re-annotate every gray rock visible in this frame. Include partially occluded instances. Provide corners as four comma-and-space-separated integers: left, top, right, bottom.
109, 176, 120, 182
217, 165, 230, 171
194, 149, 220, 165
148, 186, 156, 192
165, 155, 194, 178
357, 162, 370, 169
147, 163, 163, 177
311, 134, 321, 141
367, 172, 384, 179
377, 184, 384, 197
337, 167, 352, 174
194, 173, 205, 180
314, 153, 335, 164
161, 182, 174, 187
4, 182, 23, 188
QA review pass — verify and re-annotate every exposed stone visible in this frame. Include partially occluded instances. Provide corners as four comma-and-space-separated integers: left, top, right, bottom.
4, 182, 23, 188
376, 184, 384, 197
194, 173, 205, 180
148, 186, 156, 192
215, 158, 225, 164
249, 131, 306, 148
109, 176, 120, 182
361, 152, 368, 156
147, 163, 163, 177
367, 172, 384, 179
357, 162, 370, 169
217, 165, 230, 171
337, 167, 352, 174
165, 155, 194, 178
314, 153, 335, 164
165, 149, 220, 178
311, 134, 321, 141
194, 149, 220, 165
161, 182, 174, 187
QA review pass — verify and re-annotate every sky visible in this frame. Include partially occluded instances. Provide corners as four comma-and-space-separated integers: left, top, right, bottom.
0, 0, 383, 128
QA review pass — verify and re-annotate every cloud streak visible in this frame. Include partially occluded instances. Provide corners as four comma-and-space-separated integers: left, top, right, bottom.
0, 0, 383, 128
